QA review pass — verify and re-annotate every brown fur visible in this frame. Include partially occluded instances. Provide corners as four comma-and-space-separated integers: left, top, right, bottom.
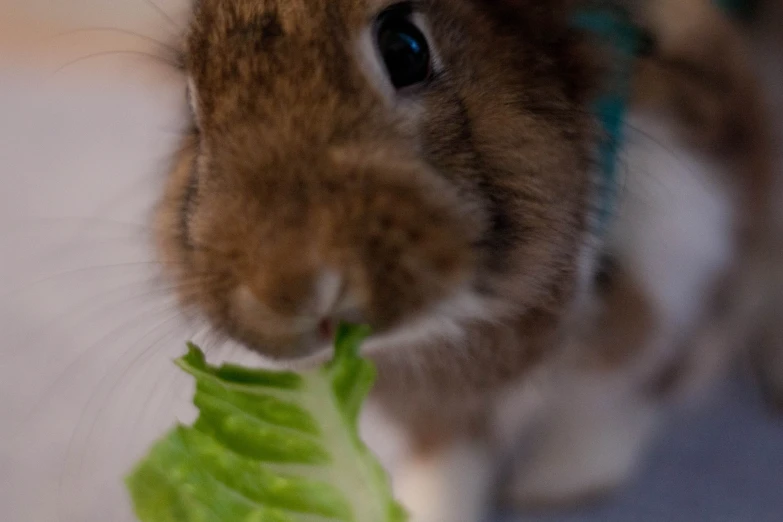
155, 0, 602, 444
582, 262, 658, 371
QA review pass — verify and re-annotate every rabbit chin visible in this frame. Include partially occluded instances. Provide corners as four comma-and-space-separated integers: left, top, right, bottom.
262, 286, 500, 372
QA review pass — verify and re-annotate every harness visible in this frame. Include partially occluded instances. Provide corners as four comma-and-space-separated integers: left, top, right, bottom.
571, 0, 754, 236
571, 6, 644, 236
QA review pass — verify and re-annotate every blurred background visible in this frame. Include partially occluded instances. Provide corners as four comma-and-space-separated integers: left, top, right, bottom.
0, 1, 781, 522
1, 2, 201, 521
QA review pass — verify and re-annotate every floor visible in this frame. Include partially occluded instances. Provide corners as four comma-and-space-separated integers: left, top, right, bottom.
500, 376, 783, 522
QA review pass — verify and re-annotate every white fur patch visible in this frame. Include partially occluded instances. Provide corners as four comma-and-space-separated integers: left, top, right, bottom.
314, 269, 343, 316
362, 286, 501, 359
359, 399, 411, 478
611, 111, 736, 331
395, 439, 494, 522
507, 373, 659, 506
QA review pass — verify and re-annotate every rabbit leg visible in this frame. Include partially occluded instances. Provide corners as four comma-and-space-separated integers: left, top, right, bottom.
395, 438, 495, 522
502, 265, 667, 509
504, 374, 660, 509
361, 398, 496, 522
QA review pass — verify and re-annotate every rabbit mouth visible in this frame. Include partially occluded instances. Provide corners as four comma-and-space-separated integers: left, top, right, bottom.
225, 281, 495, 370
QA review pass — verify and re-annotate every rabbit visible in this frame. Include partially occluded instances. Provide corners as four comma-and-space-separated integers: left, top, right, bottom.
152, 0, 781, 520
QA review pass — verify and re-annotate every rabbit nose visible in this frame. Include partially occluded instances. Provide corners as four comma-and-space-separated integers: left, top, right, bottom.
313, 270, 344, 317
312, 272, 368, 341
232, 265, 365, 357
252, 266, 344, 318
316, 303, 366, 342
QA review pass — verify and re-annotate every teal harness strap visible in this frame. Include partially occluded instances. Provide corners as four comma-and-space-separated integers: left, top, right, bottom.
569, 1, 754, 237
570, 8, 644, 237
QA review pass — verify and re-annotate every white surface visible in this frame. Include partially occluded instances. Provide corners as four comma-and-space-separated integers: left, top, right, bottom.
0, 4, 203, 521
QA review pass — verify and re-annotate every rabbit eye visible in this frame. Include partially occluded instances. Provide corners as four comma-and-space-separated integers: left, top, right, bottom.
375, 5, 432, 90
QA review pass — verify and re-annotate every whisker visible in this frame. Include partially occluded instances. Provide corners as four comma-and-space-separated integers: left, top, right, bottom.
83, 311, 189, 434
123, 354, 188, 450
15, 271, 224, 388
52, 50, 181, 76
156, 122, 191, 135
625, 123, 693, 172
15, 299, 186, 436
66, 198, 162, 252
27, 276, 216, 338
5, 216, 152, 231
36, 236, 153, 250
126, 321, 214, 454
201, 327, 227, 358
0, 262, 169, 302
6, 238, 149, 266
140, 0, 186, 33
623, 123, 713, 198
3, 216, 172, 265
51, 27, 180, 54
59, 308, 187, 519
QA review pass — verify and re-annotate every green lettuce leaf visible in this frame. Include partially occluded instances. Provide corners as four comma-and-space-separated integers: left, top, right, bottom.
126, 323, 407, 522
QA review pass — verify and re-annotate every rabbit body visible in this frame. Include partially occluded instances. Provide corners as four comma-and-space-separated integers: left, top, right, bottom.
154, 0, 782, 520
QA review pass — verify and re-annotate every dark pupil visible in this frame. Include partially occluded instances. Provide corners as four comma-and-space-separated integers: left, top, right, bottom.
377, 16, 431, 89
